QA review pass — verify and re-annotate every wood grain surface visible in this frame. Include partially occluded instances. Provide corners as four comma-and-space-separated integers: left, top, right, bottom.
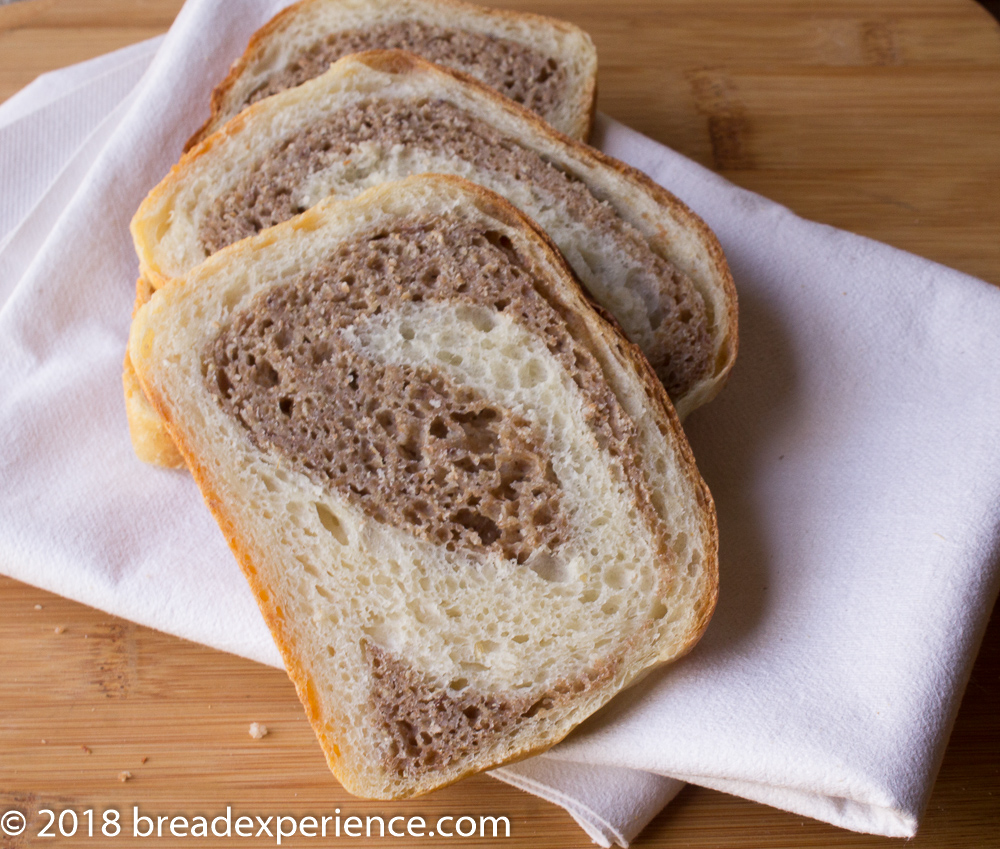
1, 1, 998, 847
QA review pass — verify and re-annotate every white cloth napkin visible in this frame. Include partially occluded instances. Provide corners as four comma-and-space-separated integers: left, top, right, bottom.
1, 2, 998, 846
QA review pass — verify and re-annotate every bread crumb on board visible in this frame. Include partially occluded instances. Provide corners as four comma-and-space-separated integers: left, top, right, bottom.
248, 722, 269, 740
53, 626, 66, 634
118, 771, 132, 782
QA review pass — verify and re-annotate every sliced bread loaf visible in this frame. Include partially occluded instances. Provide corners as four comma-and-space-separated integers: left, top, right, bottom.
128, 174, 718, 798
187, 0, 597, 147
128, 51, 737, 467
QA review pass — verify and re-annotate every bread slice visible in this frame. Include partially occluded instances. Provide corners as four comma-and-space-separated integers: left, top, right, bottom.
187, 0, 597, 148
128, 174, 718, 798
127, 51, 737, 467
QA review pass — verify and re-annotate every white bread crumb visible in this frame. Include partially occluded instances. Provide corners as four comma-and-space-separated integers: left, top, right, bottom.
118, 771, 132, 782
249, 722, 268, 740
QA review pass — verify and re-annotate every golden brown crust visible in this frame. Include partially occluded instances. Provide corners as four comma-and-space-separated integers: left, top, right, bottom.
129, 175, 719, 798
123, 354, 184, 469
123, 277, 185, 468
184, 0, 596, 151
132, 275, 154, 317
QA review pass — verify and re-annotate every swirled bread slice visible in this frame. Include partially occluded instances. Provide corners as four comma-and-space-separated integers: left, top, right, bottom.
127, 51, 737, 466
128, 175, 718, 798
187, 0, 597, 148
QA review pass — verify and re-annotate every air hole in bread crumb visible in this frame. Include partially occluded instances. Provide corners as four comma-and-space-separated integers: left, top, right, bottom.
314, 502, 348, 545
451, 508, 500, 547
221, 286, 243, 311
428, 417, 448, 439
603, 566, 627, 590
525, 550, 566, 583
474, 640, 498, 659
253, 358, 280, 387
519, 358, 547, 388
522, 697, 552, 718
215, 369, 233, 398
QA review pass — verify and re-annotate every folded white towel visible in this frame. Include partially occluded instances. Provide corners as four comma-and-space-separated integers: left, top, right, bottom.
1, 3, 997, 846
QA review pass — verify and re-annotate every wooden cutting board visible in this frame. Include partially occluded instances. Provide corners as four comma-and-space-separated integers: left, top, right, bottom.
1, 1, 998, 847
